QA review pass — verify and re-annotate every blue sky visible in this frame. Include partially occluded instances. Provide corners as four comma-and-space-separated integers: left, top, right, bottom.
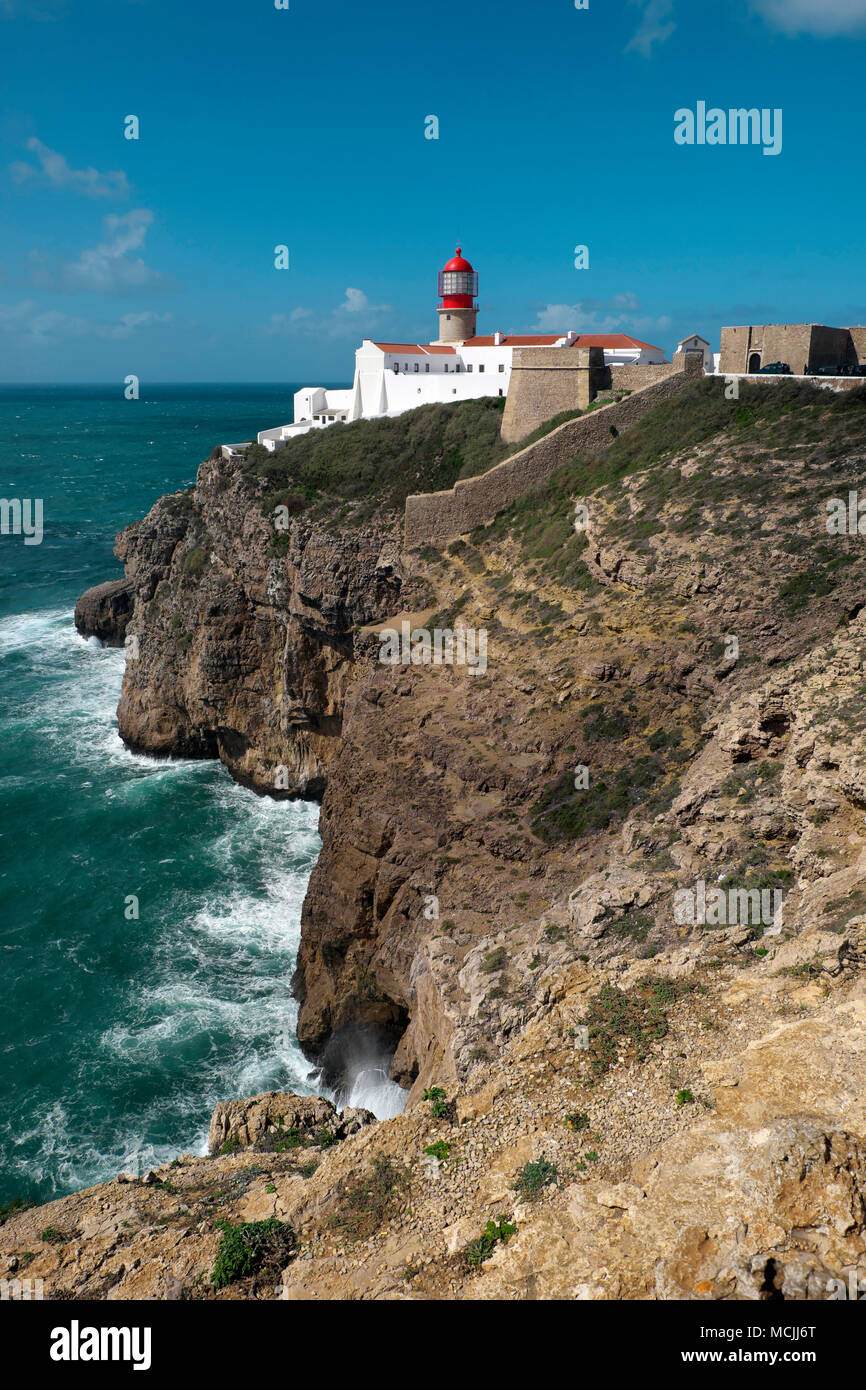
1, 0, 866, 382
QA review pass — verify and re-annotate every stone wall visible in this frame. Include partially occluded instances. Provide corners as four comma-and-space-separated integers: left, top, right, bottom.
500, 346, 605, 443
404, 366, 700, 548
608, 361, 683, 391
719, 324, 866, 376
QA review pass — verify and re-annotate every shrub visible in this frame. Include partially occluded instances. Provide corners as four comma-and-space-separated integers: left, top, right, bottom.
424, 1140, 451, 1162
481, 946, 507, 973
512, 1157, 558, 1200
329, 1155, 411, 1240
422, 1086, 450, 1119
182, 545, 208, 576
210, 1218, 296, 1288
462, 1218, 517, 1267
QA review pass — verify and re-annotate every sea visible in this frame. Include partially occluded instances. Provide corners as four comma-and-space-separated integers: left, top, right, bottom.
0, 384, 402, 1211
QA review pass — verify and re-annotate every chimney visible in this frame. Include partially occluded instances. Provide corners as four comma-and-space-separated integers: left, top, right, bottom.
494, 331, 503, 346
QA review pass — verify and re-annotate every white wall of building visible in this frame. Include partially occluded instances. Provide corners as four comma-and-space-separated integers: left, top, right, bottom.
676, 336, 713, 372
253, 333, 668, 451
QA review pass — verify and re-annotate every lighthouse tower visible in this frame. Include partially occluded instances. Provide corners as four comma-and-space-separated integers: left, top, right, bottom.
435, 246, 478, 344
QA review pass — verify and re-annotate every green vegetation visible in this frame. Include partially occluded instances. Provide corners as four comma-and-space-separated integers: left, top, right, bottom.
462, 1218, 517, 1267
256, 1126, 305, 1153
513, 1157, 558, 1200
210, 1218, 296, 1288
239, 397, 511, 513
40, 1226, 64, 1243
422, 1086, 451, 1119
329, 1155, 411, 1240
583, 977, 696, 1076
424, 1140, 451, 1162
565, 1111, 590, 1132
0, 1196, 34, 1225
181, 545, 208, 577
481, 946, 508, 973
531, 754, 665, 844
676, 1089, 695, 1106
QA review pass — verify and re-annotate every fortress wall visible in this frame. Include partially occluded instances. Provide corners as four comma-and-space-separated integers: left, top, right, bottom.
849, 328, 866, 364
609, 361, 683, 391
720, 324, 866, 375
404, 366, 699, 549
500, 346, 604, 443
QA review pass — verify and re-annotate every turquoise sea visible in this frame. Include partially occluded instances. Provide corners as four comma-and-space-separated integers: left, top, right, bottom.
0, 385, 335, 1207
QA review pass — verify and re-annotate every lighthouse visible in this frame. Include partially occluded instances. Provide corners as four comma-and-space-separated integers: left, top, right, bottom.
435, 246, 479, 344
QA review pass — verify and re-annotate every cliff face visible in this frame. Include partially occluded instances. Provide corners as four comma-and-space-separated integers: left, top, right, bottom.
49, 382, 866, 1301
77, 450, 403, 796
75, 384, 866, 1102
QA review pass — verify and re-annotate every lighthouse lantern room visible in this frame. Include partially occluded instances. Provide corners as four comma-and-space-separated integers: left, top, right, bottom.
436, 247, 479, 343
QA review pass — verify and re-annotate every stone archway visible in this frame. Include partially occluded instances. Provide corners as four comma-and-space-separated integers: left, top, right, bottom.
748, 352, 761, 374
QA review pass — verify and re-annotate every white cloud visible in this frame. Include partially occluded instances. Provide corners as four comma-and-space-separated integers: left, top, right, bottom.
10, 138, 130, 198
30, 209, 171, 294
0, 298, 171, 342
751, 0, 866, 34
264, 288, 390, 337
336, 287, 389, 315
532, 292, 671, 342
626, 0, 676, 56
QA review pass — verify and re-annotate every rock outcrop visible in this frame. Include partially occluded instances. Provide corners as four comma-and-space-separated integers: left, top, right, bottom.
41, 380, 866, 1300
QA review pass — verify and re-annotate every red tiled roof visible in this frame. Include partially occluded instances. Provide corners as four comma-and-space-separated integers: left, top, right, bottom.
463, 335, 562, 347
464, 332, 663, 352
371, 334, 664, 354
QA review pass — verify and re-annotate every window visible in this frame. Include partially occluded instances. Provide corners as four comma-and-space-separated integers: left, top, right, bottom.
403, 363, 408, 372
414, 362, 419, 372
456, 363, 461, 372
453, 388, 457, 394
425, 363, 430, 373
479, 364, 485, 373
444, 363, 449, 372
498, 363, 505, 373
498, 389, 503, 397
467, 364, 473, 372
393, 363, 399, 374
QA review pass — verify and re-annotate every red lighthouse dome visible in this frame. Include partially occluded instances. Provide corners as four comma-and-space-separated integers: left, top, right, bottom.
438, 246, 478, 308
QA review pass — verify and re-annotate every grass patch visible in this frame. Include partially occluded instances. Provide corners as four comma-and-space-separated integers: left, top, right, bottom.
210, 1218, 296, 1289
513, 1157, 558, 1200
329, 1155, 411, 1241
584, 976, 695, 1076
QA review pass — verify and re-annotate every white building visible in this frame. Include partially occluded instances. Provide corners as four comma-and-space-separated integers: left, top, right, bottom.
256, 248, 668, 450
675, 334, 714, 373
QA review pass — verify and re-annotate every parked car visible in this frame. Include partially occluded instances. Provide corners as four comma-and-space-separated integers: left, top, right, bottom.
758, 361, 791, 375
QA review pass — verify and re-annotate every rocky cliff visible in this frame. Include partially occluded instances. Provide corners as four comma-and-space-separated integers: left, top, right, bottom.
76, 449, 404, 796
40, 378, 866, 1300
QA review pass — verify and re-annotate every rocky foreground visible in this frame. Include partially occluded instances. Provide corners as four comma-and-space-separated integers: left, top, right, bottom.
10, 378, 864, 1299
